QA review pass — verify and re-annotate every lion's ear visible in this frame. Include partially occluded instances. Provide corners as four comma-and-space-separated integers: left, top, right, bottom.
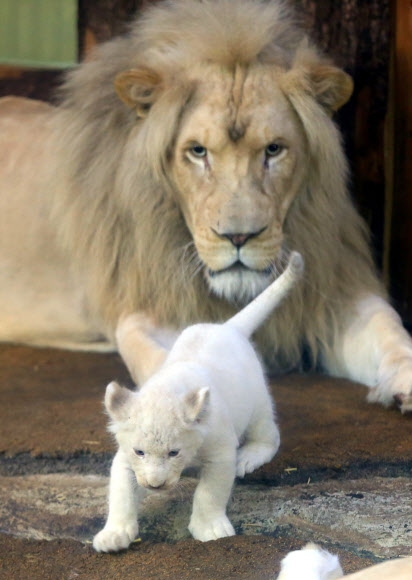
307, 64, 353, 112
114, 67, 162, 117
283, 60, 353, 114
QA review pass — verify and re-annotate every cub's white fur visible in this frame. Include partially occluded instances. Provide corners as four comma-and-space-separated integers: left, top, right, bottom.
93, 253, 303, 552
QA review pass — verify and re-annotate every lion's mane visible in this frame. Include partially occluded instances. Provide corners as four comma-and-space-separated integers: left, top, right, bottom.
51, 0, 383, 371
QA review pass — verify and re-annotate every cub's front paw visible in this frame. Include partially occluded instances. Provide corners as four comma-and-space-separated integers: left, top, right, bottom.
93, 522, 139, 552
188, 514, 235, 542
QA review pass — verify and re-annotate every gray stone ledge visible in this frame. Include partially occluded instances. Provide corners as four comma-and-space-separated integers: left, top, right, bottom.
1, 474, 411, 559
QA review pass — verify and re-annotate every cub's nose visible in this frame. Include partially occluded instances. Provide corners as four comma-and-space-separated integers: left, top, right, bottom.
147, 482, 165, 490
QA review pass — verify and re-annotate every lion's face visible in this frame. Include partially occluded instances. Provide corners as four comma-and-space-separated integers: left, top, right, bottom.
170, 66, 308, 303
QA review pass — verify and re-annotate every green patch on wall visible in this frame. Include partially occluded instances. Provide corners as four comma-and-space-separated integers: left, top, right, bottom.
0, 0, 77, 69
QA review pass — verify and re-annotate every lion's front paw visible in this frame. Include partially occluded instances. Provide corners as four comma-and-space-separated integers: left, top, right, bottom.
188, 514, 235, 542
370, 355, 412, 412
93, 522, 139, 553
393, 394, 412, 414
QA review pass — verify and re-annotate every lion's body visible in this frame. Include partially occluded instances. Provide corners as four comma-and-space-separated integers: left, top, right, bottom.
1, 0, 412, 408
0, 97, 105, 349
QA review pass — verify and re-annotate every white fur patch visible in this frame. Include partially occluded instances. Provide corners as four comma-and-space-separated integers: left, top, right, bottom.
277, 544, 343, 580
206, 267, 273, 304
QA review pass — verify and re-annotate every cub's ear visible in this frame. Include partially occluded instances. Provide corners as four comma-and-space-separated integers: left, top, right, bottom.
105, 381, 134, 422
114, 67, 162, 118
183, 387, 210, 424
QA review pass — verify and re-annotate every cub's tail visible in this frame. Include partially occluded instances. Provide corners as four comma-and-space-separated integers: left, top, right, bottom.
225, 252, 304, 338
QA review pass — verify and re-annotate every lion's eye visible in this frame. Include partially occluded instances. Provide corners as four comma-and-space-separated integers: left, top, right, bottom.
134, 449, 145, 457
189, 144, 207, 158
265, 143, 283, 158
168, 450, 179, 457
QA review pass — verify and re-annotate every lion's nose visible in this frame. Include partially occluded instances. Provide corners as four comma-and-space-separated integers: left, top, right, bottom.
223, 233, 251, 248
222, 228, 266, 248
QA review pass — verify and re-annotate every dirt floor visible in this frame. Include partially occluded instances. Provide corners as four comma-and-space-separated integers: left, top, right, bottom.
1, 343, 412, 579
1, 344, 411, 471
0, 533, 377, 580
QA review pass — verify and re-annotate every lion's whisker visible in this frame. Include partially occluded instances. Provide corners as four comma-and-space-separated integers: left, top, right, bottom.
180, 242, 204, 282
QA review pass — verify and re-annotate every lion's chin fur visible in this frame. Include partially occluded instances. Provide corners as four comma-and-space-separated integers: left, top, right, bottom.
205, 265, 274, 305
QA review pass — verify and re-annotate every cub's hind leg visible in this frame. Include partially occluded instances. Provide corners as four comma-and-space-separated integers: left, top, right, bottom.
236, 407, 280, 478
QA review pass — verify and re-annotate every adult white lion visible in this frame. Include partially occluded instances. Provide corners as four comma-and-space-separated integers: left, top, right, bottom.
0, 0, 411, 411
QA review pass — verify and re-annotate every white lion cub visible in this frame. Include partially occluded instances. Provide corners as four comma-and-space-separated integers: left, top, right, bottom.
93, 252, 303, 552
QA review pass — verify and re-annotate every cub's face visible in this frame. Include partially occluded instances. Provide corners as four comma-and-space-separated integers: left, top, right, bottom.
171, 65, 308, 303
118, 418, 202, 491
105, 378, 209, 491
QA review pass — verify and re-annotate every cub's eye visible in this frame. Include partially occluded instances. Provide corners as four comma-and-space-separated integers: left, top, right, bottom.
189, 144, 207, 158
134, 449, 145, 457
168, 450, 180, 457
265, 142, 283, 158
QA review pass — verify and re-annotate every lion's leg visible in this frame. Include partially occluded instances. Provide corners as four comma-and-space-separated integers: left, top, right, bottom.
115, 313, 175, 385
322, 294, 412, 412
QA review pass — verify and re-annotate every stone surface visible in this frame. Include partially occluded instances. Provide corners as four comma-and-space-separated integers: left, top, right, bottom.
1, 473, 411, 560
